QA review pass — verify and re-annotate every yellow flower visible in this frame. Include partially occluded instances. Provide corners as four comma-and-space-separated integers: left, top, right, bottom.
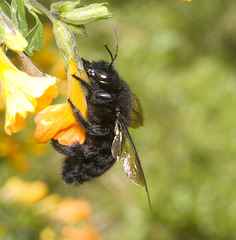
1, 177, 48, 205
34, 58, 88, 145
182, 0, 192, 2
0, 48, 58, 134
40, 228, 56, 240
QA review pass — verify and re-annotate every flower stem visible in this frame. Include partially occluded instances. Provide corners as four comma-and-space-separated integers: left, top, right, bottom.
24, 0, 55, 22
15, 52, 44, 77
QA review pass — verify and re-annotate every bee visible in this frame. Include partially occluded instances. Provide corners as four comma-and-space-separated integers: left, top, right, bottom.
52, 30, 151, 205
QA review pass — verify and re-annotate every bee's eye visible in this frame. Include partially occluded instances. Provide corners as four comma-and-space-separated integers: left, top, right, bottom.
94, 70, 109, 81
92, 70, 120, 90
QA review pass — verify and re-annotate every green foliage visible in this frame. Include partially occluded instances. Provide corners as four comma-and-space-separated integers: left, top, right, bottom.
0, 0, 12, 19
25, 11, 43, 56
11, 0, 28, 35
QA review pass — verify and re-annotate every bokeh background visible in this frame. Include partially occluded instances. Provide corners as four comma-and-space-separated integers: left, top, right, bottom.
1, 0, 236, 239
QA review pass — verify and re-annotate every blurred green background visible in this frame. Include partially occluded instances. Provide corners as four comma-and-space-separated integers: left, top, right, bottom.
1, 0, 236, 239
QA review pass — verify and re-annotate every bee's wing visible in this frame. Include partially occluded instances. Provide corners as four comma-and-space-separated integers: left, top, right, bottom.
129, 94, 144, 129
112, 120, 151, 206
111, 121, 124, 159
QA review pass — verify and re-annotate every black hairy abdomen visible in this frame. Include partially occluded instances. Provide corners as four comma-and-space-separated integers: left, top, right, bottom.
62, 135, 116, 185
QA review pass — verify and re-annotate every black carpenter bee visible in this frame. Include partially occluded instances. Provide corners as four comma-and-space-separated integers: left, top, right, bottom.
52, 30, 151, 205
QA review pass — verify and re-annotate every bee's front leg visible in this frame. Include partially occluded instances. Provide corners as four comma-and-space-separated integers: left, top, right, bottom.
67, 98, 109, 136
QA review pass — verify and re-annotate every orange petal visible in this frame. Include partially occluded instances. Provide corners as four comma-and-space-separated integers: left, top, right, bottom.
34, 85, 59, 113
54, 124, 86, 146
67, 59, 88, 119
34, 102, 85, 145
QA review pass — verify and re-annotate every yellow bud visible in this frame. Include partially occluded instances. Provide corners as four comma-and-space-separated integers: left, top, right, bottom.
0, 10, 28, 53
3, 28, 28, 53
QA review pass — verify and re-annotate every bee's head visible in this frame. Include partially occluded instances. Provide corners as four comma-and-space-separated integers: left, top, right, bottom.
82, 59, 120, 91
82, 28, 120, 91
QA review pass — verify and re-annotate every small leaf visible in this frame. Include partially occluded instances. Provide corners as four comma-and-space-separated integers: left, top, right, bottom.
67, 24, 87, 37
0, 0, 12, 20
16, 0, 28, 36
11, 0, 18, 27
25, 11, 43, 56
11, 0, 28, 36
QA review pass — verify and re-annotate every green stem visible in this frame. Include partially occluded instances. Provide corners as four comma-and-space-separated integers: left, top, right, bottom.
24, 0, 55, 22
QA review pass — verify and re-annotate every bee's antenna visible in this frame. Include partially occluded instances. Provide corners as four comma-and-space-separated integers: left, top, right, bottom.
112, 28, 118, 62
104, 28, 118, 66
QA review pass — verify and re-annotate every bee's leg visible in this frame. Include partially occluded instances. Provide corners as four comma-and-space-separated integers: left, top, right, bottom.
72, 74, 94, 93
67, 98, 88, 129
52, 139, 98, 158
67, 98, 109, 136
51, 139, 78, 156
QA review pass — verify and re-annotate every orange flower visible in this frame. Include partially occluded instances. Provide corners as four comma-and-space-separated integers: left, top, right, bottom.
34, 58, 88, 145
51, 197, 91, 223
0, 48, 58, 134
61, 227, 102, 240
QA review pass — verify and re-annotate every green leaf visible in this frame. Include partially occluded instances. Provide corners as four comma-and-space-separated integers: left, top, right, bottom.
11, 0, 28, 36
11, 0, 18, 27
0, 0, 12, 20
25, 11, 43, 56
16, 0, 27, 36
67, 24, 87, 37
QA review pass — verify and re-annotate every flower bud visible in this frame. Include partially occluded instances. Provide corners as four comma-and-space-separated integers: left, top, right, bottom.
52, 18, 83, 70
58, 3, 112, 25
50, 0, 81, 14
0, 10, 28, 53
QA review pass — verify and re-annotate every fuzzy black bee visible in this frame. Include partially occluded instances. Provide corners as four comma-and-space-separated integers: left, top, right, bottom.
52, 30, 150, 205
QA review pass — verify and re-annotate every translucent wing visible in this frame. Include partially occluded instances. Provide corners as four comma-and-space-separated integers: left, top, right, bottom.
112, 120, 151, 206
111, 121, 124, 159
121, 141, 145, 186
129, 94, 144, 129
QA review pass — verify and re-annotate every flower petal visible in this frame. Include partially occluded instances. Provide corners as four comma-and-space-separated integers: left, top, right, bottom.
0, 48, 58, 134
54, 124, 86, 146
67, 58, 88, 119
34, 103, 86, 145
